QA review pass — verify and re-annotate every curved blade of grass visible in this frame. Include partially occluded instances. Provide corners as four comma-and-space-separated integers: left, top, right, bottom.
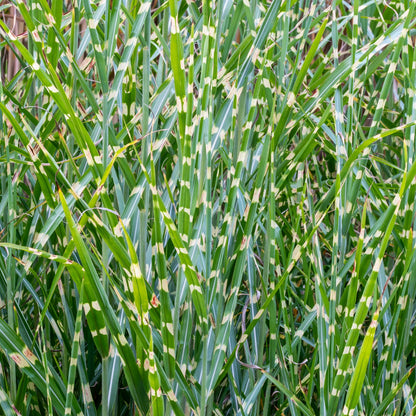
342, 308, 379, 415
58, 189, 150, 415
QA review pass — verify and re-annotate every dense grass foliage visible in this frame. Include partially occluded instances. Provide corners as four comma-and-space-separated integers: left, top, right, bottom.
1, 0, 416, 414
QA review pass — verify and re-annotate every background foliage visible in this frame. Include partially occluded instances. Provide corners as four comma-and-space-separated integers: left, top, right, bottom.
1, 0, 416, 414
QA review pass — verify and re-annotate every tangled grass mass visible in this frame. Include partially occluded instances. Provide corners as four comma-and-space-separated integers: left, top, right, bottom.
1, 0, 416, 415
